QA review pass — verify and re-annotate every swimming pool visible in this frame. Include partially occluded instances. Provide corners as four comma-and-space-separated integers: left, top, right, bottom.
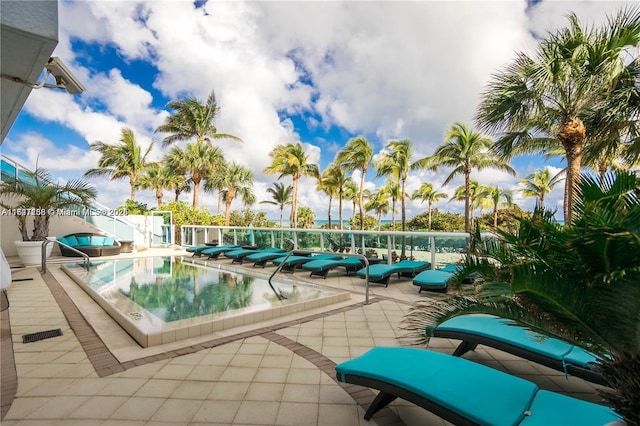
62, 256, 350, 347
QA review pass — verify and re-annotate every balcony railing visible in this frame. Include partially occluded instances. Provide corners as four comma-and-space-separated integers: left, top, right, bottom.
180, 225, 472, 270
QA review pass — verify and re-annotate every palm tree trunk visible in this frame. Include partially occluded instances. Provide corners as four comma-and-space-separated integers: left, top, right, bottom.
359, 172, 365, 230
464, 169, 471, 233
428, 201, 433, 231
338, 190, 344, 231
558, 116, 586, 224
224, 193, 234, 226
493, 207, 498, 228
401, 178, 406, 232
129, 177, 136, 201
279, 207, 283, 228
391, 196, 396, 229
217, 192, 222, 215
156, 187, 163, 207
292, 176, 299, 228
327, 196, 333, 229
192, 174, 201, 207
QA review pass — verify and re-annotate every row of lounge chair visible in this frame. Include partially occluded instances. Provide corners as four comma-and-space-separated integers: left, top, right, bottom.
336, 314, 615, 424
186, 244, 480, 293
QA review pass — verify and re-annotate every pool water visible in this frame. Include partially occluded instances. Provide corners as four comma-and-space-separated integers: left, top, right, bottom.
63, 256, 349, 347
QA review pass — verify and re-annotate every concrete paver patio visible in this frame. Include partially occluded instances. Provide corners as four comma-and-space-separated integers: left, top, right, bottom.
1, 248, 608, 425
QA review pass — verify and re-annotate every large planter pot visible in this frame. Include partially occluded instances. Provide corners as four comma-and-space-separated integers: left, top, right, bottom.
14, 238, 55, 266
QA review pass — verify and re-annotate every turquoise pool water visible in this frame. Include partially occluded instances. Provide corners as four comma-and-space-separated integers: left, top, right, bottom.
63, 256, 349, 347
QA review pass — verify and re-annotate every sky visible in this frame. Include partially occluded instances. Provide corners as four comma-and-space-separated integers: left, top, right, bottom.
1, 0, 636, 222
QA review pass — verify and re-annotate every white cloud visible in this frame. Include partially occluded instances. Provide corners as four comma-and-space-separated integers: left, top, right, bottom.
5, 0, 635, 220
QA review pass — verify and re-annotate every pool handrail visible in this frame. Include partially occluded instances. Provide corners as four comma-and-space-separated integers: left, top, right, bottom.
41, 239, 90, 274
268, 249, 371, 304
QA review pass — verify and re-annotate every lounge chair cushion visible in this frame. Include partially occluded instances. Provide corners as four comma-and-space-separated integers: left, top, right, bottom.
302, 257, 363, 271
336, 347, 538, 426
91, 236, 106, 246
439, 263, 462, 273
436, 315, 599, 364
412, 270, 453, 289
335, 347, 620, 425
356, 260, 429, 280
77, 236, 91, 246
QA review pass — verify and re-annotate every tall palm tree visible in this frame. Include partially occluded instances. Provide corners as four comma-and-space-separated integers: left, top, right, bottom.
451, 180, 485, 227
164, 142, 224, 207
365, 188, 391, 231
475, 8, 640, 224
137, 162, 173, 207
84, 127, 153, 201
480, 185, 514, 228
519, 168, 563, 210
343, 179, 360, 222
411, 182, 448, 230
316, 169, 338, 228
212, 162, 255, 226
263, 142, 319, 228
375, 139, 422, 231
336, 136, 374, 230
323, 163, 349, 230
419, 122, 515, 232
260, 182, 292, 228
382, 180, 401, 230
155, 89, 241, 147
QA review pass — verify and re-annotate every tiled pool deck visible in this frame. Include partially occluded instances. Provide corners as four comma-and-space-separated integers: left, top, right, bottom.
1, 248, 608, 425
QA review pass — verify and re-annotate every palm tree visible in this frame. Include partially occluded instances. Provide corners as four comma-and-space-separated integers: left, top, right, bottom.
475, 8, 640, 224
382, 180, 401, 230
164, 167, 191, 202
365, 188, 391, 230
419, 122, 515, 232
451, 180, 485, 227
343, 179, 360, 222
84, 127, 153, 201
402, 170, 640, 424
164, 142, 225, 207
480, 185, 514, 228
336, 136, 374, 230
260, 182, 292, 228
519, 168, 563, 210
323, 163, 349, 230
137, 162, 173, 207
316, 169, 338, 228
411, 182, 448, 230
375, 139, 422, 231
263, 142, 319, 228
155, 89, 241, 147
212, 162, 255, 226
2, 167, 97, 241
297, 206, 315, 229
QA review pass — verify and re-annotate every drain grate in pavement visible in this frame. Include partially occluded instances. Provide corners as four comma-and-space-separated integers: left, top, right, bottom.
22, 328, 63, 343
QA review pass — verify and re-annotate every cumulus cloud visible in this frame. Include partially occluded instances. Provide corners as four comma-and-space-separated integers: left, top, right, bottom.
3, 0, 635, 221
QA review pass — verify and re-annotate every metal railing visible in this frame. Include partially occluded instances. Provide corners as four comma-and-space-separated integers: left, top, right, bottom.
41, 240, 90, 274
181, 225, 471, 271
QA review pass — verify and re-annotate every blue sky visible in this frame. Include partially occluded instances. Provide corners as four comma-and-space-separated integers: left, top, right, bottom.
1, 0, 634, 221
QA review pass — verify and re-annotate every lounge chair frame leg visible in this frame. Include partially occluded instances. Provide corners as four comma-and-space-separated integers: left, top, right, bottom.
364, 391, 397, 420
452, 340, 478, 357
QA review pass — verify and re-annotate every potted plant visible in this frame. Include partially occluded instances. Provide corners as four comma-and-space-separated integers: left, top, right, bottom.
1, 166, 97, 265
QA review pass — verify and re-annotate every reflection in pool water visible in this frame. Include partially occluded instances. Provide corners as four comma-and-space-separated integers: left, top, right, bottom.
63, 256, 349, 347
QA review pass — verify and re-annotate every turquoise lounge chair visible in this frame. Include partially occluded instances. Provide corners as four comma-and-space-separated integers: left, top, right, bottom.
433, 314, 606, 385
246, 249, 291, 268
412, 269, 454, 292
301, 257, 364, 278
335, 347, 619, 424
356, 260, 429, 286
199, 245, 240, 259
224, 247, 284, 264
186, 243, 223, 257
273, 253, 341, 272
